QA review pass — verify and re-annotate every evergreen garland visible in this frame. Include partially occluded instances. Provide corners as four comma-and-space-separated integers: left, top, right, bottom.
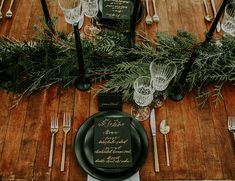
0, 21, 235, 106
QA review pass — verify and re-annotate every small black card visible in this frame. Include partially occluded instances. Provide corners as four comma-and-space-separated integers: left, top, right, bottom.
93, 117, 132, 168
98, 93, 122, 111
102, 0, 133, 20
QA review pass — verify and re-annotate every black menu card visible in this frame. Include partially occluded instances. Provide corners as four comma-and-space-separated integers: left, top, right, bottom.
93, 117, 132, 168
102, 0, 133, 20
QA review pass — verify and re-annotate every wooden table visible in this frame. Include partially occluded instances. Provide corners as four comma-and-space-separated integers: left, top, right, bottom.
0, 0, 235, 180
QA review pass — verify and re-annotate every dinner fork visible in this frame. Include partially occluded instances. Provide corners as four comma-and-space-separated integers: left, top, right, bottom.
228, 116, 235, 142
60, 112, 71, 171
5, 0, 15, 18
152, 0, 159, 23
145, 0, 153, 25
48, 116, 58, 167
0, 0, 5, 20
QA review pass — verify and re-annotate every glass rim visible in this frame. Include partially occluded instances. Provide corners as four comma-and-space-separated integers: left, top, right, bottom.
58, 0, 82, 11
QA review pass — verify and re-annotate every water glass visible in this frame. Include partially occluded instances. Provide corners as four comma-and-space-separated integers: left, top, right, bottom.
131, 76, 155, 121
58, 0, 83, 25
221, 2, 235, 37
150, 62, 177, 91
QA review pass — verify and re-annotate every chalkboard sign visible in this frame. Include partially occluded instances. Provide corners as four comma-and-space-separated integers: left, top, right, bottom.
93, 117, 132, 168
102, 0, 133, 20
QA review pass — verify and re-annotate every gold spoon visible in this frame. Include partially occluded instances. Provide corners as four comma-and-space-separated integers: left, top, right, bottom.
160, 119, 170, 166
203, 0, 213, 22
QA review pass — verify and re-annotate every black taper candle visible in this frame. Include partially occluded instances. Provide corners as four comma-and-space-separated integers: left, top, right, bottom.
168, 0, 229, 101
73, 23, 91, 91
129, 0, 139, 47
40, 0, 55, 34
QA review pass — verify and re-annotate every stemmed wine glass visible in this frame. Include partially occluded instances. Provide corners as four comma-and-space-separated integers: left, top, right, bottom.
150, 61, 177, 107
82, 0, 101, 36
221, 2, 235, 37
131, 76, 155, 121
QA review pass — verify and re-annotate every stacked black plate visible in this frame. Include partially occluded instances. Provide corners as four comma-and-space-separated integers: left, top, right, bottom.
74, 111, 148, 181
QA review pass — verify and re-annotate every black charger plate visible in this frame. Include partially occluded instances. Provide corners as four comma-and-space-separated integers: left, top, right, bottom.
95, 0, 144, 28
74, 111, 148, 181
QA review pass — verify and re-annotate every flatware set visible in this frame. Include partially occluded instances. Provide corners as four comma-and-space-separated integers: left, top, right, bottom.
145, 0, 159, 25
48, 112, 71, 171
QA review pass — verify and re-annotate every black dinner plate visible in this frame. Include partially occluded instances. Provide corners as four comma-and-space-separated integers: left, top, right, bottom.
74, 111, 148, 181
95, 0, 144, 28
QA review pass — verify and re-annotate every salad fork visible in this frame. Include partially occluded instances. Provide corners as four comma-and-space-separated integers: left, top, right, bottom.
152, 0, 159, 23
60, 112, 71, 171
5, 0, 15, 18
0, 0, 5, 20
48, 116, 58, 167
228, 116, 235, 142
145, 0, 153, 25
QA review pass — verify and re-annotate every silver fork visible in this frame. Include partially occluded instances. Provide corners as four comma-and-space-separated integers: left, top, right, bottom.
228, 116, 235, 142
0, 0, 5, 20
152, 0, 159, 23
5, 0, 15, 18
145, 0, 153, 25
48, 116, 58, 167
60, 112, 71, 171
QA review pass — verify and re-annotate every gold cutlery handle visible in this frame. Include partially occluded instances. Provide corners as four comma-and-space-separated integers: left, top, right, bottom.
48, 133, 55, 167
153, 135, 160, 172
164, 135, 170, 166
60, 133, 67, 171
145, 0, 150, 16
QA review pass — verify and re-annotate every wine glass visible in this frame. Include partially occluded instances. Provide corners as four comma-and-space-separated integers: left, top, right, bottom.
221, 2, 235, 37
131, 76, 155, 121
58, 0, 83, 25
150, 61, 177, 107
82, 0, 101, 36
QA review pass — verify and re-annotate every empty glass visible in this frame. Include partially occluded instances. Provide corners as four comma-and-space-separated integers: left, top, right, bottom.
150, 62, 177, 107
221, 2, 235, 36
82, 0, 101, 36
131, 76, 155, 121
58, 0, 83, 25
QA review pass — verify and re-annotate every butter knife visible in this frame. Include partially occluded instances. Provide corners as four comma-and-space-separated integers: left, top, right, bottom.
150, 109, 160, 172
211, 0, 221, 32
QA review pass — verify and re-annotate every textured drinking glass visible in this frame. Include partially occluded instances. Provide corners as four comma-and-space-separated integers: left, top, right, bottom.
150, 62, 177, 108
150, 62, 177, 91
82, 0, 101, 36
221, 2, 235, 36
58, 0, 83, 25
131, 76, 155, 121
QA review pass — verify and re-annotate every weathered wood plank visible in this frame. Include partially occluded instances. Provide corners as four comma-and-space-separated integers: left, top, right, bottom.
33, 85, 60, 181
8, 0, 34, 39
0, 95, 28, 180
196, 87, 223, 179
181, 90, 206, 179
69, 88, 90, 181
14, 90, 47, 179
0, 90, 12, 172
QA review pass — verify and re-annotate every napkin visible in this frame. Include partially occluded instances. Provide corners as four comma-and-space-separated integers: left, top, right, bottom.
87, 171, 140, 181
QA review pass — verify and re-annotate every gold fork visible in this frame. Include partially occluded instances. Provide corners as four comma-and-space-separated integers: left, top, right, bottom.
60, 112, 71, 171
228, 116, 235, 142
48, 116, 58, 167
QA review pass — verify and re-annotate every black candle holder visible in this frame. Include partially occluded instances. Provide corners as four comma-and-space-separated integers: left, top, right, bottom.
168, 0, 230, 101
73, 23, 91, 91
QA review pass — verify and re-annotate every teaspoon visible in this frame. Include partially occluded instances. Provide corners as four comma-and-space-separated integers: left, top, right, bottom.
203, 0, 213, 22
160, 119, 170, 166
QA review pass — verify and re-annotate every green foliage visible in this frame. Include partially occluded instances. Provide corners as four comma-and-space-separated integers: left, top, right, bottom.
0, 21, 235, 106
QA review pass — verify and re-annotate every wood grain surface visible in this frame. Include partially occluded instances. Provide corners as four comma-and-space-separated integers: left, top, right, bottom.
0, 0, 235, 180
